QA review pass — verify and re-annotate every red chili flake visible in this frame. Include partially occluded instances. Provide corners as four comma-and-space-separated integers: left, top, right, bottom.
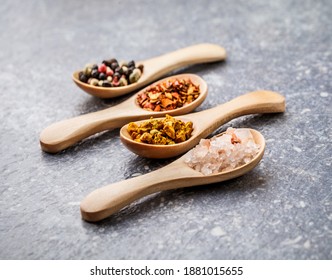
136, 78, 200, 111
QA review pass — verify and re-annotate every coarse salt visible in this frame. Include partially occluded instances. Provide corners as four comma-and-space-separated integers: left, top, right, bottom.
184, 128, 260, 175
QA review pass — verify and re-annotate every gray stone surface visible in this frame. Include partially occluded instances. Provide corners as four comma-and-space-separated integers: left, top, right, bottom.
0, 0, 331, 259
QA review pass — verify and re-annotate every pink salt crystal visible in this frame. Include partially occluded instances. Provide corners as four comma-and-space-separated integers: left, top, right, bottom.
200, 138, 210, 147
233, 128, 253, 141
184, 128, 260, 175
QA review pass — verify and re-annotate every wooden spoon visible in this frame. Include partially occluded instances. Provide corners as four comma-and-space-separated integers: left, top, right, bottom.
120, 90, 285, 158
80, 128, 265, 222
40, 74, 208, 153
72, 43, 226, 98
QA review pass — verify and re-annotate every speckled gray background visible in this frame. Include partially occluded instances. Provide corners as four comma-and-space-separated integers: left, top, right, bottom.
0, 0, 331, 259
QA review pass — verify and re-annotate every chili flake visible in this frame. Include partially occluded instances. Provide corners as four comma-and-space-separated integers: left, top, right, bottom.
127, 115, 193, 145
136, 78, 200, 111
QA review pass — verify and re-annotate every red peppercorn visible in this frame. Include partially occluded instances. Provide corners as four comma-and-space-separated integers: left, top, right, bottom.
112, 81, 120, 87
106, 68, 114, 76
98, 64, 107, 73
112, 76, 119, 83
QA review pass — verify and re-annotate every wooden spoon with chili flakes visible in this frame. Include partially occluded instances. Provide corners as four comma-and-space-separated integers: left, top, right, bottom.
120, 90, 285, 159
40, 74, 207, 153
72, 43, 226, 98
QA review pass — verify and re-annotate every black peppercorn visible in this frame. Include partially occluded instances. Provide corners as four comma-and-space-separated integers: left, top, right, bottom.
115, 66, 123, 75
110, 62, 119, 70
102, 81, 113, 87
127, 60, 135, 68
91, 69, 99, 78
128, 66, 135, 75
78, 72, 89, 83
110, 58, 118, 64
114, 72, 121, 79
102, 60, 110, 67
99, 72, 107, 80
102, 59, 115, 67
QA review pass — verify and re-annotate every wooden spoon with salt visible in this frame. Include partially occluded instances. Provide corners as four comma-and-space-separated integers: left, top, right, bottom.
72, 43, 226, 98
80, 128, 265, 222
120, 90, 285, 158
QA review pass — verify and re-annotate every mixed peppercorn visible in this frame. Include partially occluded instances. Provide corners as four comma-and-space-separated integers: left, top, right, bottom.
136, 78, 200, 111
127, 115, 193, 145
78, 58, 143, 87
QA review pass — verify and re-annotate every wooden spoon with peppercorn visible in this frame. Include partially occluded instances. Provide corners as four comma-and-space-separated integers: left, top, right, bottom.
120, 90, 285, 158
72, 43, 226, 98
81, 128, 265, 222
40, 74, 207, 153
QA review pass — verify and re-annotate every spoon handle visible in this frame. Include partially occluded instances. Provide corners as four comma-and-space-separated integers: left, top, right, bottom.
39, 98, 142, 153
189, 90, 285, 136
143, 43, 226, 78
80, 158, 201, 222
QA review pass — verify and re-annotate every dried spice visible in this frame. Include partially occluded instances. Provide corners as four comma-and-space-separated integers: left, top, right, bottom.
127, 115, 193, 145
184, 128, 260, 175
78, 58, 143, 87
136, 78, 200, 111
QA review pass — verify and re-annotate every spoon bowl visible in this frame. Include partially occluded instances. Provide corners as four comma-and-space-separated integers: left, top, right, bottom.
120, 116, 195, 158
72, 70, 145, 98
80, 128, 265, 222
40, 73, 207, 153
72, 43, 226, 98
120, 90, 285, 158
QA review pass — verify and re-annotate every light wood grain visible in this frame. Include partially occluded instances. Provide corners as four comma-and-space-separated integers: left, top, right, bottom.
120, 90, 285, 158
72, 43, 226, 98
80, 128, 265, 222
40, 74, 207, 153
